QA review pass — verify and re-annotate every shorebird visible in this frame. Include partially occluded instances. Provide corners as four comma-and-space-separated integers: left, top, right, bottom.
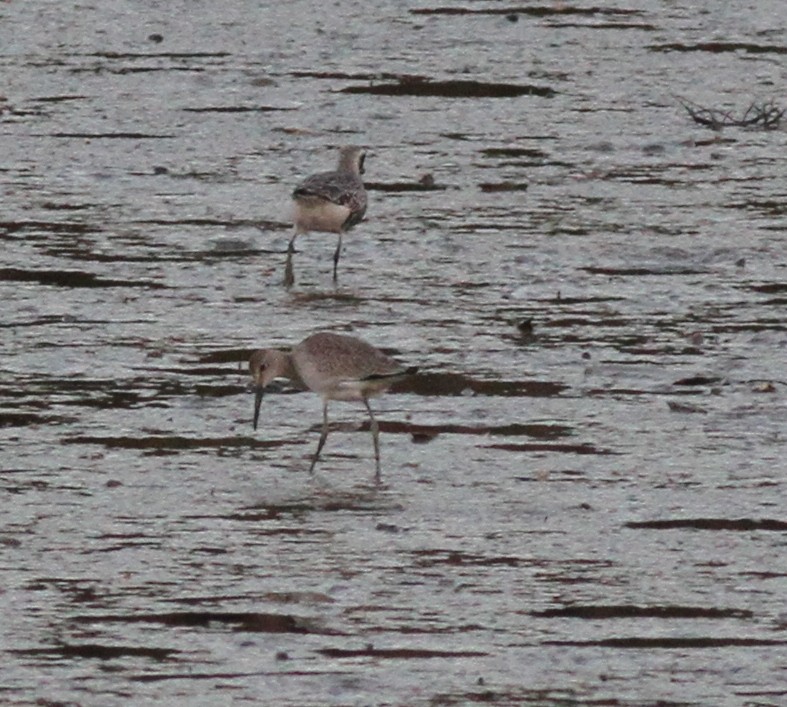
249, 332, 417, 482
285, 146, 368, 287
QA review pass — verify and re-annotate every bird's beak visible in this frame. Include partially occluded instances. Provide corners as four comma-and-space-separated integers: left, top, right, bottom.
252, 385, 264, 430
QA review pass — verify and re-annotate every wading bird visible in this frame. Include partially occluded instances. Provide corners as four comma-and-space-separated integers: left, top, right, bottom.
249, 332, 417, 482
285, 146, 368, 287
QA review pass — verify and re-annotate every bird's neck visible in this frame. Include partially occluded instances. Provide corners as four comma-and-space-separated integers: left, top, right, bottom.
338, 155, 359, 175
275, 350, 305, 388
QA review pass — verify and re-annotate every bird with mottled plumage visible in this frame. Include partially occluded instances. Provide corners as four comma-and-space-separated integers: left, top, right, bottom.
285, 146, 368, 287
249, 332, 417, 482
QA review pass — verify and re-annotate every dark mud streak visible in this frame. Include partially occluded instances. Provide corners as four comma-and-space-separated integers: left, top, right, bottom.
197, 348, 253, 364
411, 7, 643, 17
19, 379, 192, 409
238, 497, 401, 517
70, 66, 210, 74
340, 80, 556, 98
479, 182, 529, 192
365, 181, 447, 192
650, 42, 787, 54
728, 201, 787, 217
182, 106, 296, 113
31, 94, 88, 102
128, 670, 278, 683
375, 421, 572, 439
487, 442, 616, 455
413, 550, 529, 568
748, 283, 787, 294
85, 52, 231, 59
532, 605, 754, 619
188, 361, 566, 398
552, 22, 657, 30
408, 372, 567, 397
627, 518, 787, 531
371, 624, 487, 636
0, 412, 55, 427
481, 147, 549, 158
545, 637, 787, 648
73, 611, 329, 634
48, 132, 177, 139
221, 510, 313, 523
317, 646, 488, 659
428, 688, 595, 706
673, 376, 723, 386
582, 266, 709, 276
0, 268, 167, 289
62, 435, 286, 451
0, 220, 96, 235
292, 69, 428, 81
11, 644, 179, 661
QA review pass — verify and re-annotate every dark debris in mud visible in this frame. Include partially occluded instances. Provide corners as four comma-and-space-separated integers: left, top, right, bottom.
651, 42, 787, 55
62, 435, 284, 453
87, 51, 231, 60
73, 611, 332, 634
291, 69, 425, 82
412, 549, 530, 568
378, 420, 572, 439
677, 96, 784, 130
486, 441, 617, 455
409, 372, 567, 397
234, 494, 403, 520
196, 348, 250, 364
481, 146, 549, 159
582, 265, 708, 277
317, 645, 487, 660
12, 643, 179, 661
673, 375, 723, 387
748, 282, 787, 294
532, 605, 753, 620
14, 377, 199, 412
340, 79, 555, 99
411, 6, 643, 18
0, 267, 166, 289
0, 220, 96, 236
134, 217, 286, 231
479, 181, 529, 192
182, 105, 296, 113
49, 132, 177, 139
545, 637, 786, 649
425, 686, 619, 706
627, 518, 787, 532
365, 179, 447, 192
0, 411, 64, 427
294, 68, 554, 102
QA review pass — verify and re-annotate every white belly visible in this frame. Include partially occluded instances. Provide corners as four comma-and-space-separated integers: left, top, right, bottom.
293, 197, 351, 234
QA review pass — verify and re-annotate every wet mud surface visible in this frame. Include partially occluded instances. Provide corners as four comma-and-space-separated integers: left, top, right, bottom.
1, 1, 786, 705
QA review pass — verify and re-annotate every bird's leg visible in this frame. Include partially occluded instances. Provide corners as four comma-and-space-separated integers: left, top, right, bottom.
332, 232, 343, 283
363, 398, 381, 483
309, 400, 330, 474
284, 230, 297, 288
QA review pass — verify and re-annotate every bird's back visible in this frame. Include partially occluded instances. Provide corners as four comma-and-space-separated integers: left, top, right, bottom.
293, 170, 367, 224
293, 333, 405, 399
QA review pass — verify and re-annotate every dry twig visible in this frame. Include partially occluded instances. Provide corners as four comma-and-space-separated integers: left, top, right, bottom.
675, 96, 784, 130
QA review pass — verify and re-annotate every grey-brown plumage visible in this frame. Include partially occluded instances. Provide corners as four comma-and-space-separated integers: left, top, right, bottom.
285, 146, 368, 287
249, 332, 417, 482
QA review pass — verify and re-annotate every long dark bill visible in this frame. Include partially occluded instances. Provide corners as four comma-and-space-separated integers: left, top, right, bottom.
252, 386, 264, 430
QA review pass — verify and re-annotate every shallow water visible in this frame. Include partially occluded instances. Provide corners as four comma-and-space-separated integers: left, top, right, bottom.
1, 1, 786, 705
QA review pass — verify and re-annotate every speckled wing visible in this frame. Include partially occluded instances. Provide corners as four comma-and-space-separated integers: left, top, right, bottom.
294, 333, 406, 397
293, 171, 367, 229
